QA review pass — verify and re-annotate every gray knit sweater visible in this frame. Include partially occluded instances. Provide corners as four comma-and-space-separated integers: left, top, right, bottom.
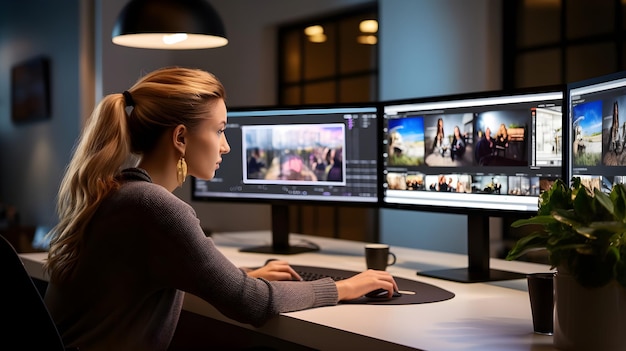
44, 168, 338, 351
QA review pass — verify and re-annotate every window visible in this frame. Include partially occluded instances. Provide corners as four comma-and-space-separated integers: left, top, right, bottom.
278, 4, 379, 105
503, 0, 625, 89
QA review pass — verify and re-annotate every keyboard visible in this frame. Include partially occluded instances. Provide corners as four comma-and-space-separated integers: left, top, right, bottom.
297, 270, 346, 282
292, 265, 355, 282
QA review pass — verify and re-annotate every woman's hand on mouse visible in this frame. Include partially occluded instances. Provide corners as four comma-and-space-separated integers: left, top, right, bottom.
247, 260, 302, 281
335, 269, 398, 301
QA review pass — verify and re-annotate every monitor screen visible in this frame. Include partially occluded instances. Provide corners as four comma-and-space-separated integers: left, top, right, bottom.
382, 88, 564, 215
381, 87, 565, 282
567, 71, 626, 192
192, 103, 379, 254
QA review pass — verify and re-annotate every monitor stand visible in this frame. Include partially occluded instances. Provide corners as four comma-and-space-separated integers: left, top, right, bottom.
416, 214, 525, 283
240, 203, 320, 255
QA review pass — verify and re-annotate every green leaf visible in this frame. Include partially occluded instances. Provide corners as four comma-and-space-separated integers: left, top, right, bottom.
551, 210, 583, 228
510, 215, 556, 228
587, 221, 626, 233
595, 188, 614, 213
572, 226, 597, 240
537, 179, 571, 215
505, 232, 548, 261
570, 177, 582, 189
611, 184, 626, 221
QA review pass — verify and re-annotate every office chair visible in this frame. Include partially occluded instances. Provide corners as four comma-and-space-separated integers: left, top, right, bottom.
0, 234, 66, 350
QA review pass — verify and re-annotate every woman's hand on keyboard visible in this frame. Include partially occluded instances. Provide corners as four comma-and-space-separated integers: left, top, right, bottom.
335, 270, 398, 301
247, 260, 303, 281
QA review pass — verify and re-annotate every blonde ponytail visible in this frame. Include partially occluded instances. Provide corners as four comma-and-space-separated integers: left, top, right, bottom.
45, 94, 131, 282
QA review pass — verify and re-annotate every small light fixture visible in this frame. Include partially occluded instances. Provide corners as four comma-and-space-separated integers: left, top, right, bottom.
304, 25, 324, 36
304, 25, 327, 43
359, 20, 378, 34
357, 35, 378, 45
112, 0, 228, 50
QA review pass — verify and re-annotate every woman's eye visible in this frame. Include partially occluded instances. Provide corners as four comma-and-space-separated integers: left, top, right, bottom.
217, 129, 226, 135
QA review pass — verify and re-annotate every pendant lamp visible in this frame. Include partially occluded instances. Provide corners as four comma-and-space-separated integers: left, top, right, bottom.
112, 0, 228, 50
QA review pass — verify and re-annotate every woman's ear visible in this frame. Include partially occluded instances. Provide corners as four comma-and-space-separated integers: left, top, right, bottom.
173, 124, 187, 154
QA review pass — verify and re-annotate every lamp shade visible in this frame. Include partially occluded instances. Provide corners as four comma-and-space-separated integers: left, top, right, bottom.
112, 0, 228, 49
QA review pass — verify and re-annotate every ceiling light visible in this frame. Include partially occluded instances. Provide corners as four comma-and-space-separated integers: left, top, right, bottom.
359, 20, 378, 34
304, 25, 324, 37
357, 35, 377, 45
308, 33, 327, 43
112, 0, 228, 50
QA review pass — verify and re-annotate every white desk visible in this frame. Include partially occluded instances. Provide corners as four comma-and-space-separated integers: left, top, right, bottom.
20, 231, 557, 351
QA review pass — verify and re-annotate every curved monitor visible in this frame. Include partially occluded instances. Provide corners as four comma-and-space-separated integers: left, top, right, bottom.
567, 70, 626, 192
381, 87, 565, 282
192, 103, 380, 254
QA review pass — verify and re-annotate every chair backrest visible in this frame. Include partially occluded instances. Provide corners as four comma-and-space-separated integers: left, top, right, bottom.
0, 234, 65, 350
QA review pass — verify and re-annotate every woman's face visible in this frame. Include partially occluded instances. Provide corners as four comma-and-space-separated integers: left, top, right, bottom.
185, 99, 230, 180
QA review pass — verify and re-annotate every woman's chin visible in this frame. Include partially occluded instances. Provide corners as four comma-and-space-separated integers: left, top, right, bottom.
191, 172, 215, 181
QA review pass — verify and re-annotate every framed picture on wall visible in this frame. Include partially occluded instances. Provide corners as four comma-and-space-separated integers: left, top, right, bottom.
11, 56, 51, 123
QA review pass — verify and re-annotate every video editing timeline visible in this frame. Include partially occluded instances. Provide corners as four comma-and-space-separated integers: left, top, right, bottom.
569, 73, 626, 193
192, 105, 379, 204
382, 90, 564, 213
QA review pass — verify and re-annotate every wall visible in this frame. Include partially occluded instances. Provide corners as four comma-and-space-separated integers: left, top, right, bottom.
0, 0, 502, 254
0, 0, 84, 228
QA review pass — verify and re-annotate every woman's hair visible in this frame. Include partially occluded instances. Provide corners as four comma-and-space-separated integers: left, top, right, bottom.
45, 67, 226, 282
498, 123, 508, 137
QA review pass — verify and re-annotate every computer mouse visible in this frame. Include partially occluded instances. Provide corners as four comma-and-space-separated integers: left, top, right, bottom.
365, 288, 401, 299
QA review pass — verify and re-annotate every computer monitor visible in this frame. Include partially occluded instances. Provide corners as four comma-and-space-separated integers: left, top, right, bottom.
567, 70, 626, 192
192, 103, 379, 254
381, 87, 565, 282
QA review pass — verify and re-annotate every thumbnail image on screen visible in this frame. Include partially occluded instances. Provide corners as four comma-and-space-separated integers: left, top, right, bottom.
192, 105, 379, 204
383, 89, 563, 213
569, 72, 626, 193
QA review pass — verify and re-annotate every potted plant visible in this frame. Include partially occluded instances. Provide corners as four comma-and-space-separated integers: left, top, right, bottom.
506, 177, 626, 351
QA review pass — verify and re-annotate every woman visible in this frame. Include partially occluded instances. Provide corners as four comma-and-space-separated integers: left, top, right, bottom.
43, 67, 397, 351
432, 118, 445, 153
609, 101, 620, 153
450, 125, 466, 161
495, 123, 509, 148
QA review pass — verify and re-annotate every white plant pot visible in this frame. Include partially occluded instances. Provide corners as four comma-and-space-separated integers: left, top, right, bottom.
553, 271, 626, 350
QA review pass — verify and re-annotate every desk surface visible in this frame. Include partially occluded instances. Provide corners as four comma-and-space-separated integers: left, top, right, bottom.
21, 231, 557, 351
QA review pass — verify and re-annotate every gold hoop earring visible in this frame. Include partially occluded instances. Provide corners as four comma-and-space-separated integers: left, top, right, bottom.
177, 156, 188, 187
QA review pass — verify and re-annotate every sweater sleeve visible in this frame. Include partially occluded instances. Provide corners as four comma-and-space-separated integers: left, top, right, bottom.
137, 184, 339, 326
